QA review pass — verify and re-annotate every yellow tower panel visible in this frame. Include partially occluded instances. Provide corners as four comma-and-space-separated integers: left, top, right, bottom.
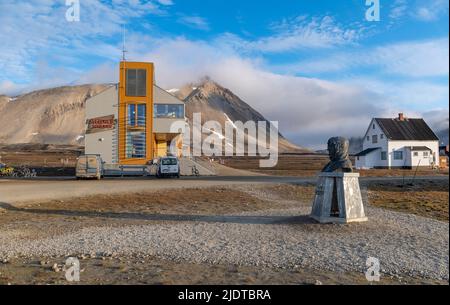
118, 61, 154, 165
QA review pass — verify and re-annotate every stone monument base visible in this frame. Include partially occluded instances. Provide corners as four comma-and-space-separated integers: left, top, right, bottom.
310, 172, 368, 224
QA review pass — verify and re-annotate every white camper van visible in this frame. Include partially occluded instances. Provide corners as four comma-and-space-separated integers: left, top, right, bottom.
155, 156, 180, 178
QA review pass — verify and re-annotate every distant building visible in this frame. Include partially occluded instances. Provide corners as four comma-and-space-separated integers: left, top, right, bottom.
439, 145, 449, 169
85, 62, 186, 165
355, 113, 440, 169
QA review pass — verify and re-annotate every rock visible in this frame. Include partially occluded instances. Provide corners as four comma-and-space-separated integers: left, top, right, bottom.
52, 263, 60, 272
314, 280, 323, 285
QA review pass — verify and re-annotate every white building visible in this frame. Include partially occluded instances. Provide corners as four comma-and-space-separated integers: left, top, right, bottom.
355, 113, 440, 169
85, 61, 186, 166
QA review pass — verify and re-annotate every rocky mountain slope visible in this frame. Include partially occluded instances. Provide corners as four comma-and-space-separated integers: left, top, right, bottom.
0, 85, 110, 145
181, 80, 306, 153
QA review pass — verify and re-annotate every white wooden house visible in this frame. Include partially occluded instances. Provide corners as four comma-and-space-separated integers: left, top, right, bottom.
355, 113, 439, 169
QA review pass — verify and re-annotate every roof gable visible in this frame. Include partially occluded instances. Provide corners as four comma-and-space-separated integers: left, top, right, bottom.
374, 118, 439, 141
363, 118, 384, 139
154, 85, 184, 105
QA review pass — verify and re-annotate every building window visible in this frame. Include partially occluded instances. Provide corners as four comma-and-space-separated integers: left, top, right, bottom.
357, 156, 360, 161
372, 135, 378, 144
126, 103, 146, 159
366, 136, 370, 141
126, 131, 146, 159
127, 104, 146, 127
154, 104, 184, 118
381, 152, 387, 160
373, 124, 375, 129
380, 134, 384, 139
423, 151, 429, 157
394, 151, 403, 160
413, 152, 419, 157
125, 69, 147, 97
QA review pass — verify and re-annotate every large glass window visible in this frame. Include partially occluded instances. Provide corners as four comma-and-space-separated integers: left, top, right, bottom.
126, 103, 146, 159
154, 104, 184, 118
394, 151, 403, 160
126, 69, 146, 97
381, 151, 387, 160
372, 135, 378, 143
126, 131, 146, 159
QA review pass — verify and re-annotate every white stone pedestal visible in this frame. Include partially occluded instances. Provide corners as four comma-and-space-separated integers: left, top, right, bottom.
310, 172, 368, 224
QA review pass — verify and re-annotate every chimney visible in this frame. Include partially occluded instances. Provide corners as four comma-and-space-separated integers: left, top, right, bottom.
398, 113, 405, 121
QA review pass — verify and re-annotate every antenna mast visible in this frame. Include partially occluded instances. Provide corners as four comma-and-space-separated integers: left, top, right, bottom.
122, 24, 127, 61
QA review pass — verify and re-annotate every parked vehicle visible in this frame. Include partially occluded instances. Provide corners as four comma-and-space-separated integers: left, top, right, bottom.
76, 154, 103, 180
155, 156, 180, 178
0, 163, 14, 176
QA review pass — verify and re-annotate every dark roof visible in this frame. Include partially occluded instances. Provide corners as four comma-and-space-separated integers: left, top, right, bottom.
375, 118, 439, 141
355, 147, 380, 157
411, 146, 432, 151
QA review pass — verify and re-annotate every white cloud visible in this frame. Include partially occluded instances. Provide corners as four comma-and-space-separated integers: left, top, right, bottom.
178, 15, 210, 31
217, 15, 365, 54
280, 38, 449, 78
422, 109, 449, 132
0, 0, 171, 82
413, 0, 449, 21
389, 0, 449, 22
389, 0, 408, 20
0, 81, 26, 96
157, 0, 174, 5
340, 77, 449, 111
126, 37, 385, 147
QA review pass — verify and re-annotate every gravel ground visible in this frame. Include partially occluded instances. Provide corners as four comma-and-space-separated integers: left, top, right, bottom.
0, 205, 448, 281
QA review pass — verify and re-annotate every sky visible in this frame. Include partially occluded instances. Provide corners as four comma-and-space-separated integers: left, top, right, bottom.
0, 0, 448, 148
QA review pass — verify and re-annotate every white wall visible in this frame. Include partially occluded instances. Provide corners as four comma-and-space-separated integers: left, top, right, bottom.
388, 140, 439, 168
355, 155, 365, 169
363, 119, 388, 151
410, 149, 432, 167
85, 86, 118, 164
360, 119, 388, 168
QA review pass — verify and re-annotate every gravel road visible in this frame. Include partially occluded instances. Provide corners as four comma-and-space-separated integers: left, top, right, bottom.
0, 205, 448, 281
1, 175, 447, 205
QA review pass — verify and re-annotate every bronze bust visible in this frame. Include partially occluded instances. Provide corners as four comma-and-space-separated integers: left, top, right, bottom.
322, 137, 353, 173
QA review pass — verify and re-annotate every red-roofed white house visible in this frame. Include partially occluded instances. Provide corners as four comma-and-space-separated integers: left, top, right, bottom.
355, 113, 440, 169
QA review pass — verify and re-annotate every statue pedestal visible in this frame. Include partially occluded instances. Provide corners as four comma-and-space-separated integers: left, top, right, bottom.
310, 173, 368, 224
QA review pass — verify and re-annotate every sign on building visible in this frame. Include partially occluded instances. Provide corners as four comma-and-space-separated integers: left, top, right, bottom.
86, 115, 115, 134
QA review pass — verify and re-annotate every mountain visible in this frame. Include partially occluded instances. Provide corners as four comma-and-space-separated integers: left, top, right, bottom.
0, 84, 109, 145
182, 79, 308, 153
0, 80, 305, 152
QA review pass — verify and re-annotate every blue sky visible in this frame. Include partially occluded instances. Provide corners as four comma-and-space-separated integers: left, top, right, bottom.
0, 0, 448, 147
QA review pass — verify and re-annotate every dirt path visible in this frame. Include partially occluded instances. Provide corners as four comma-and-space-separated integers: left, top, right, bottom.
1, 175, 448, 206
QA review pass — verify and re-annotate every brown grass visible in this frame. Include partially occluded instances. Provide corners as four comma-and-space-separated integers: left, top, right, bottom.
222, 155, 448, 177
367, 180, 449, 221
